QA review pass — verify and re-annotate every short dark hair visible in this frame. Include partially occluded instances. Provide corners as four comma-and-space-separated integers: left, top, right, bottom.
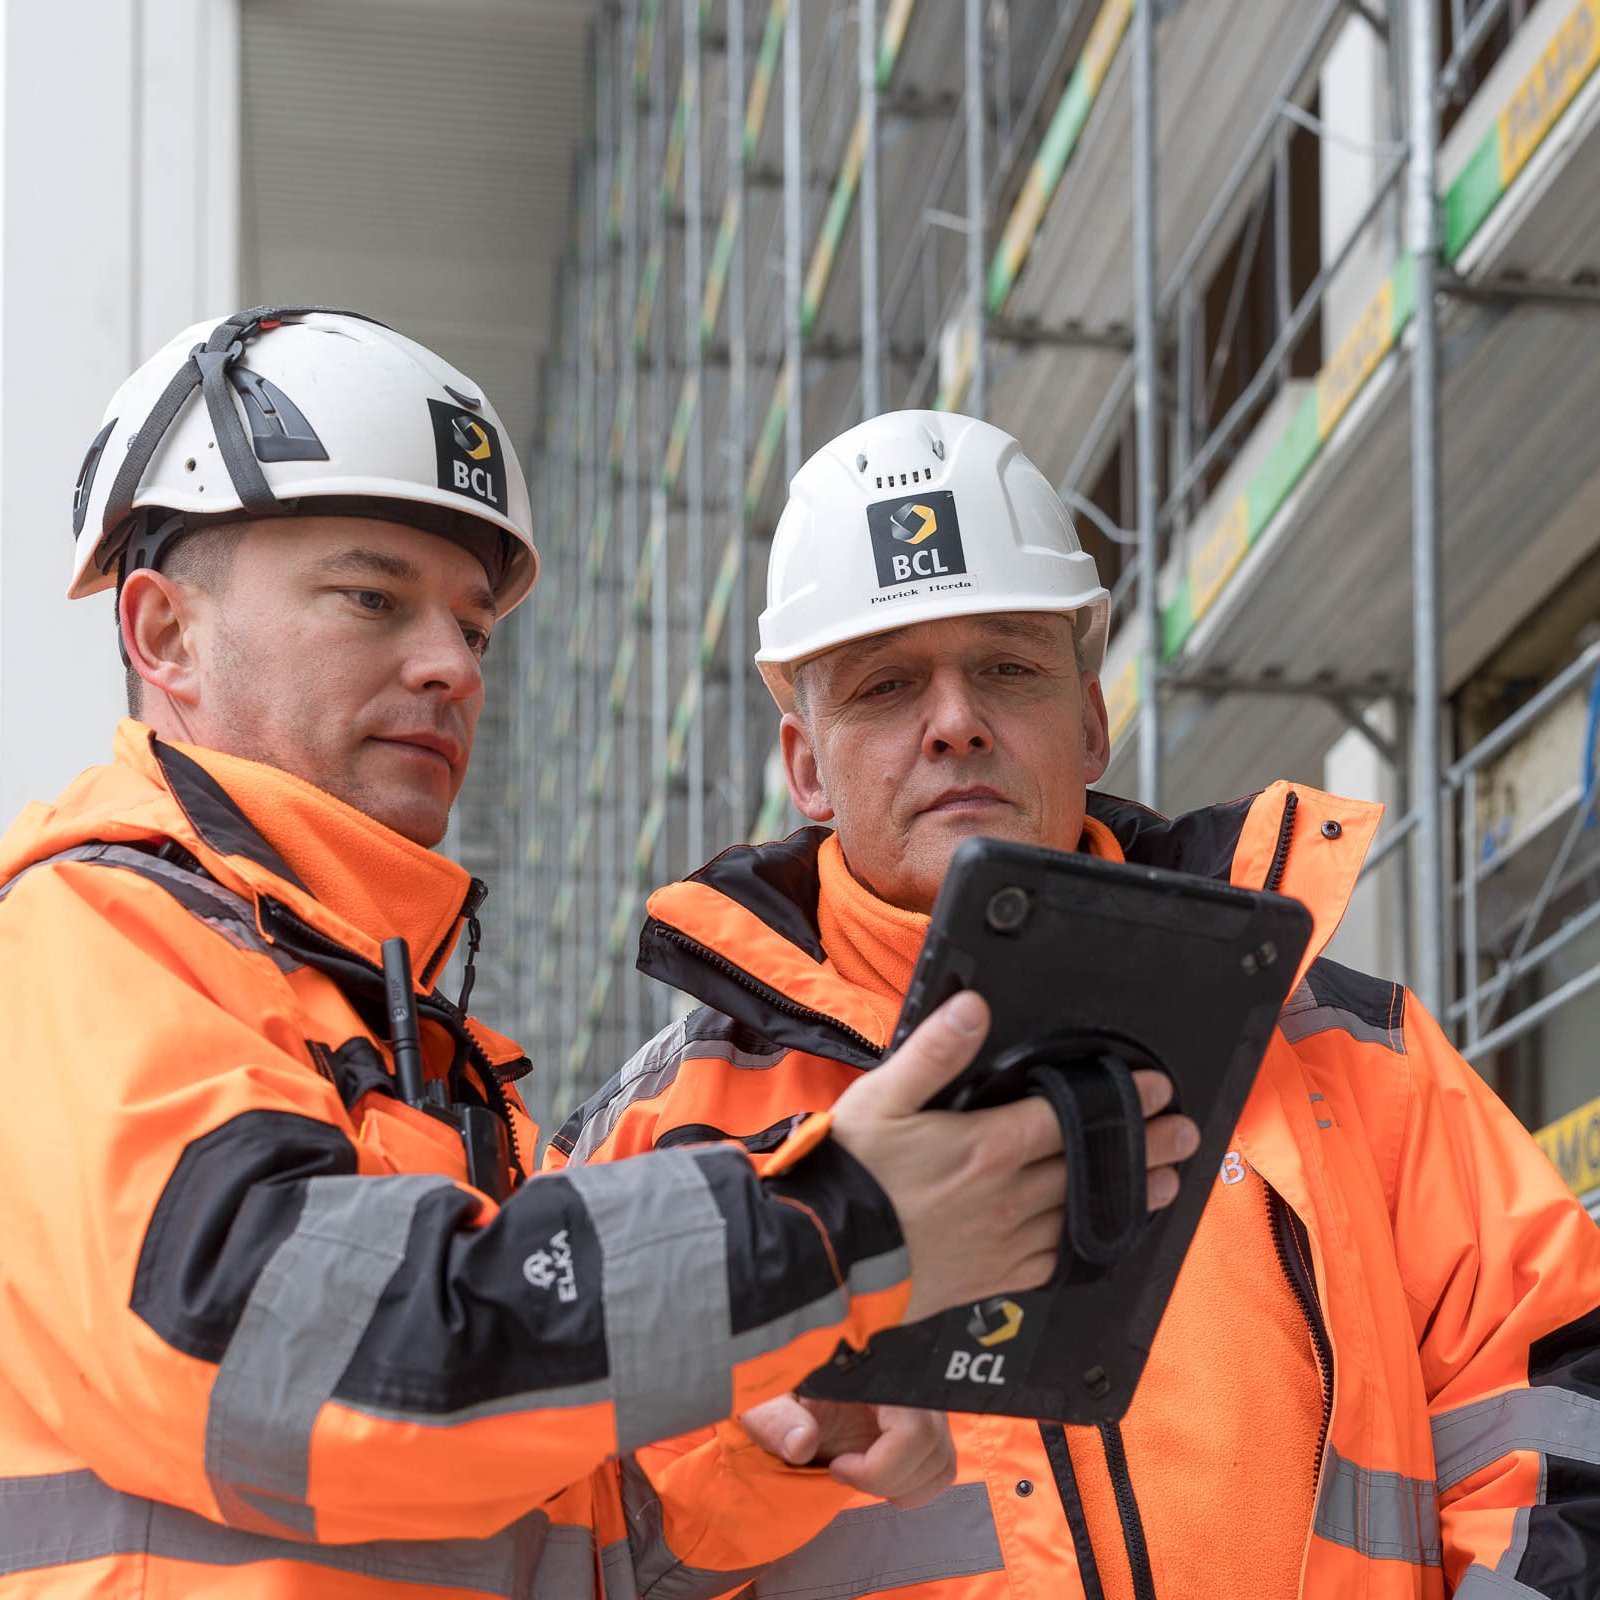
123, 524, 241, 715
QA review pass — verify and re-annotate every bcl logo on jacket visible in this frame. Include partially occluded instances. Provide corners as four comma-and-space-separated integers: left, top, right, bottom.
430, 398, 507, 511
868, 488, 968, 589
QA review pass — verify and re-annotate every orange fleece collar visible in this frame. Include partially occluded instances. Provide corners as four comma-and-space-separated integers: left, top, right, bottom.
813, 819, 1129, 1038
118, 719, 475, 979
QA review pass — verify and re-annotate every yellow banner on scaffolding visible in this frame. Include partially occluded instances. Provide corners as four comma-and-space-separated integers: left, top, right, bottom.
1499, 0, 1600, 186
1104, 653, 1140, 745
1316, 277, 1394, 441
1189, 496, 1250, 624
1083, 0, 1133, 96
1536, 1093, 1600, 1199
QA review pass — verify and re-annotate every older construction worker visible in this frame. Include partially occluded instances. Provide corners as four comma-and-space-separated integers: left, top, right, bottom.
0, 321, 1199, 1598
552, 410, 1600, 1600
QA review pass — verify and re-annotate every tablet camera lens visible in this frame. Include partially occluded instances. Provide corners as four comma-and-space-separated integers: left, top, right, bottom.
985, 886, 1032, 932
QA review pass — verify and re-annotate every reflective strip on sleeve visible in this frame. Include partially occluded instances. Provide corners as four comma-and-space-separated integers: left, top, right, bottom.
619, 1464, 1001, 1600
1278, 981, 1404, 1053
1454, 1562, 1552, 1598
1311, 1447, 1442, 1566
724, 1240, 909, 1368
561, 1149, 734, 1453
204, 1172, 454, 1538
0, 1468, 549, 1593
562, 1018, 787, 1166
748, 1482, 1004, 1599
1433, 1387, 1600, 1491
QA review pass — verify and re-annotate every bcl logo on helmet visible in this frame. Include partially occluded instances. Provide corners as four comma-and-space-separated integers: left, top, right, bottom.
867, 489, 968, 589
429, 399, 507, 512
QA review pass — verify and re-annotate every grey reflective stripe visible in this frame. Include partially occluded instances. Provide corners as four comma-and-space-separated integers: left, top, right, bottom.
204, 1172, 453, 1538
1433, 1386, 1600, 1490
1279, 979, 1404, 1053
565, 1017, 787, 1166
317, 1215, 896, 1434
532, 1525, 602, 1598
1311, 1446, 1441, 1565
747, 1481, 1004, 1599
0, 841, 297, 970
620, 1453, 764, 1600
725, 1240, 910, 1369
1454, 1563, 1552, 1598
618, 1465, 999, 1600
561, 1149, 734, 1452
600, 1536, 641, 1600
0, 1468, 549, 1593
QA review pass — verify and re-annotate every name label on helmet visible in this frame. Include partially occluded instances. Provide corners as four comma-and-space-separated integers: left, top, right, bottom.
430, 399, 507, 512
868, 489, 968, 590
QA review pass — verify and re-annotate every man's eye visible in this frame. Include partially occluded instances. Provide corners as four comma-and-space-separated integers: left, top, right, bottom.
992, 660, 1031, 677
348, 589, 390, 613
860, 677, 903, 699
462, 625, 492, 659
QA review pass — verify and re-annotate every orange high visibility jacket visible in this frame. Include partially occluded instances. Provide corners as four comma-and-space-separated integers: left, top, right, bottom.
0, 721, 914, 1598
550, 784, 1600, 1600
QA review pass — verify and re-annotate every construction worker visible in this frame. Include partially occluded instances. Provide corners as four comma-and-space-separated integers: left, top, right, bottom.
551, 410, 1600, 1600
0, 321, 1199, 1598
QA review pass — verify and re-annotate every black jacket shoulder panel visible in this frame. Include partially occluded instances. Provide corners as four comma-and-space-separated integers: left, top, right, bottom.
683, 827, 833, 962
1087, 789, 1257, 882
155, 741, 311, 894
1303, 957, 1407, 1035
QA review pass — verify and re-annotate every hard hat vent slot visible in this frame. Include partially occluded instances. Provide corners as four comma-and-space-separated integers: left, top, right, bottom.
871, 462, 936, 490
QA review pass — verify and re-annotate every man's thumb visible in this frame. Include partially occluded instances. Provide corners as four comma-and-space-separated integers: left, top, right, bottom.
740, 1393, 820, 1463
863, 991, 989, 1117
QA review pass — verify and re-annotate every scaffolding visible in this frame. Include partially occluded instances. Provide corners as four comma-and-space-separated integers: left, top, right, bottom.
482, 0, 1600, 1212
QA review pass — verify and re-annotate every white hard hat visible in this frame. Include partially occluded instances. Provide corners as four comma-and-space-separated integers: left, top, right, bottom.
756, 410, 1109, 712
69, 306, 538, 612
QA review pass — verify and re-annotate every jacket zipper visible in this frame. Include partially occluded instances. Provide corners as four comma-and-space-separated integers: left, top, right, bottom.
655, 924, 882, 1058
1267, 1185, 1334, 1491
1097, 1420, 1157, 1600
421, 875, 488, 988
1038, 785, 1300, 1600
259, 896, 523, 1177
1037, 1423, 1107, 1600
1263, 790, 1299, 892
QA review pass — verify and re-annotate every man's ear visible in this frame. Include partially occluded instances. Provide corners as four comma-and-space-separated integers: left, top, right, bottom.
780, 711, 834, 823
1081, 671, 1111, 783
119, 570, 205, 708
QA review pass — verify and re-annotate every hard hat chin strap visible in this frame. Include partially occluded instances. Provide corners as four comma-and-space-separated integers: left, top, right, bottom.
96, 305, 393, 581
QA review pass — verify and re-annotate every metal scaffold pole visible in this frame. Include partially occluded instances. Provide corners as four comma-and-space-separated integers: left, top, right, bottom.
964, 0, 986, 416
685, 0, 706, 872
784, 0, 803, 478
859, 0, 880, 418
1133, 0, 1161, 811
648, 11, 671, 1033
728, 0, 751, 832
1407, 0, 1445, 1016
593, 23, 616, 1062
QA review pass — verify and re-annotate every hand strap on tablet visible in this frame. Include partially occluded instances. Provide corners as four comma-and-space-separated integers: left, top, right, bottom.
1025, 1053, 1146, 1285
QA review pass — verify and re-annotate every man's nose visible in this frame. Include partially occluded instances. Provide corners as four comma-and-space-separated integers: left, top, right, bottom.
405, 611, 484, 699
922, 674, 991, 756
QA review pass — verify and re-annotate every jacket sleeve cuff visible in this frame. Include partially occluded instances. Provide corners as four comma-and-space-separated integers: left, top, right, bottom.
755, 1127, 912, 1352
754, 1109, 834, 1176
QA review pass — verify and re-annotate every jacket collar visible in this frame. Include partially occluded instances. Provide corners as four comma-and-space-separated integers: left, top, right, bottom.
641, 782, 1383, 1056
119, 720, 481, 991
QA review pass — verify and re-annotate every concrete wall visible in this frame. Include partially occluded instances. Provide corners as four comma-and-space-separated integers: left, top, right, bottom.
0, 0, 238, 826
